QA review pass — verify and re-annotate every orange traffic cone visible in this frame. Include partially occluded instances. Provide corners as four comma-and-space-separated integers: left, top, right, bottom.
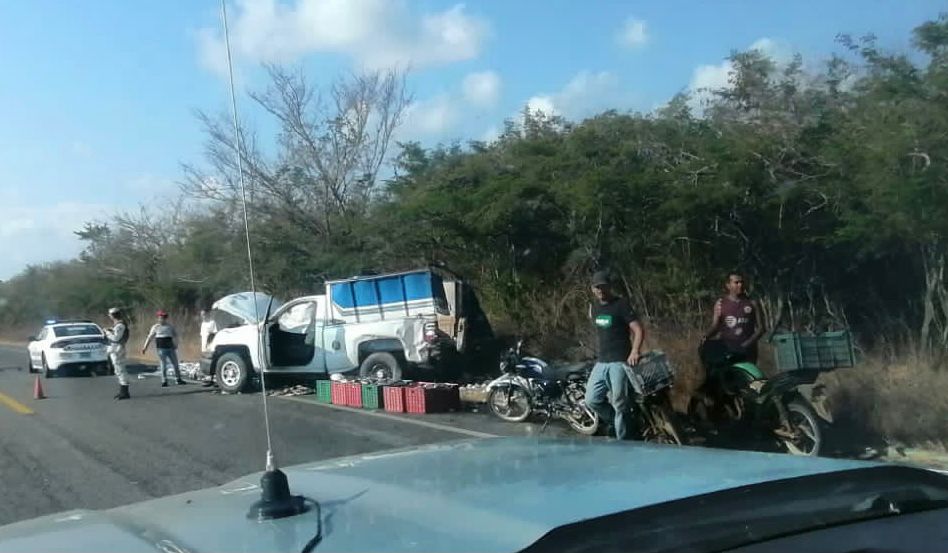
33, 376, 46, 400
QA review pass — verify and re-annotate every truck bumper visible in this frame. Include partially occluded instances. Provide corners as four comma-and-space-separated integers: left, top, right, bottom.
200, 353, 214, 376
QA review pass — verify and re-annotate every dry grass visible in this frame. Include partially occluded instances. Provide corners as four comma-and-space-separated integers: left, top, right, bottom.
823, 352, 948, 448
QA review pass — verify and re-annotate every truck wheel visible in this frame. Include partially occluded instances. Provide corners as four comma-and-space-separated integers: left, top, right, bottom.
359, 352, 403, 381
216, 352, 251, 393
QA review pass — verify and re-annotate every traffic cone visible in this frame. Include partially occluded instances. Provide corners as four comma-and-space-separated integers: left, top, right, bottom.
33, 376, 46, 400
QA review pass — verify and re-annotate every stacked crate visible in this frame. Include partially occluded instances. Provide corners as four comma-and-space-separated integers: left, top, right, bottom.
315, 380, 332, 404
405, 383, 460, 414
344, 382, 363, 408
383, 384, 408, 413
330, 381, 347, 405
361, 382, 385, 410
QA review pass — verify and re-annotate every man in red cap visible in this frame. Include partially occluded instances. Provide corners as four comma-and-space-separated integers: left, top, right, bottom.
142, 310, 186, 387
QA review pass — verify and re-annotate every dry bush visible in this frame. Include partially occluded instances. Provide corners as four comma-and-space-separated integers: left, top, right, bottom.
0, 325, 38, 344
825, 349, 948, 448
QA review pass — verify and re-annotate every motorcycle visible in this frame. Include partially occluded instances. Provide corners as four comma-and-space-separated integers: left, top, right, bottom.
622, 351, 685, 445
691, 340, 832, 456
485, 341, 600, 435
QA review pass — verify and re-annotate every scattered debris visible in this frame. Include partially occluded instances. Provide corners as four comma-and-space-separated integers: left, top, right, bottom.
267, 384, 313, 397
459, 383, 488, 404
178, 362, 202, 380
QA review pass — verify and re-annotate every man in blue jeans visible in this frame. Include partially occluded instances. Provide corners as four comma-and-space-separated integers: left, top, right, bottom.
141, 310, 186, 387
585, 271, 645, 439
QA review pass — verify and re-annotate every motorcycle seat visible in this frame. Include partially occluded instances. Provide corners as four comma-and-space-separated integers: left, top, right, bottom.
547, 362, 591, 382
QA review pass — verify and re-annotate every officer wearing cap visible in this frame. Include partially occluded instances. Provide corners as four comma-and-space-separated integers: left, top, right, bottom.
585, 270, 645, 440
105, 307, 131, 399
142, 310, 186, 387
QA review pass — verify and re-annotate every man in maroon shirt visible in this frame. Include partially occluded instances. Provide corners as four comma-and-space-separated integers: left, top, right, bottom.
702, 271, 766, 363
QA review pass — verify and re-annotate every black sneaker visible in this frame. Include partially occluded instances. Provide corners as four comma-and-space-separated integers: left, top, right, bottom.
161, 381, 168, 388
176, 379, 187, 385
202, 380, 215, 388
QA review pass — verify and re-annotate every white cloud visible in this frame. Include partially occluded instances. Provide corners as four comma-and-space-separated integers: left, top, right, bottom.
480, 125, 500, 143
616, 17, 648, 49
196, 27, 230, 77
197, 0, 489, 76
525, 71, 624, 120
748, 37, 794, 63
687, 59, 733, 111
401, 94, 460, 137
462, 71, 501, 108
526, 95, 558, 116
398, 70, 501, 140
125, 174, 176, 195
686, 36, 790, 111
0, 201, 112, 280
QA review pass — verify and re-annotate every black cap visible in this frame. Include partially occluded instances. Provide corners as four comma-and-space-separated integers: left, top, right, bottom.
591, 270, 611, 287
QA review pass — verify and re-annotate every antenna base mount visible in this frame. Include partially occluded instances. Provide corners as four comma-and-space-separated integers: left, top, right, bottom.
247, 468, 308, 521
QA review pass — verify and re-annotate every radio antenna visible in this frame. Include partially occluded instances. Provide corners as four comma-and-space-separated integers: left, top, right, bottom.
219, 0, 306, 520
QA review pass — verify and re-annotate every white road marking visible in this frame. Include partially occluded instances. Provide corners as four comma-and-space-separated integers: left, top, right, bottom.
279, 395, 498, 439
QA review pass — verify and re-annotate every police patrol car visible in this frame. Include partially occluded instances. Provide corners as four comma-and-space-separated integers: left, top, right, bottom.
27, 320, 110, 377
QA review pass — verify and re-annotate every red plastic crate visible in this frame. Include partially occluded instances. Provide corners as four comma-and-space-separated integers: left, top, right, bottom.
345, 382, 363, 408
383, 386, 406, 413
330, 381, 347, 405
405, 383, 460, 414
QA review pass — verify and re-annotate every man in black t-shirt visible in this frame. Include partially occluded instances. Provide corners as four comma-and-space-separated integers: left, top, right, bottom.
584, 271, 645, 440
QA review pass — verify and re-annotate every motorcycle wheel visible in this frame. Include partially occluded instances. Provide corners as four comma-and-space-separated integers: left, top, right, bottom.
644, 402, 684, 445
565, 403, 599, 435
487, 386, 532, 423
780, 400, 823, 456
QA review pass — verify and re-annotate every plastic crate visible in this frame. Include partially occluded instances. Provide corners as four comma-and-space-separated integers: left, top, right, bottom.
344, 382, 363, 408
624, 351, 675, 396
315, 381, 332, 404
330, 381, 347, 405
383, 385, 406, 413
773, 331, 855, 371
405, 383, 461, 414
362, 383, 385, 410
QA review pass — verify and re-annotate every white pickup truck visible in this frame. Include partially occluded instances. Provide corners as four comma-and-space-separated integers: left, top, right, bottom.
200, 268, 493, 393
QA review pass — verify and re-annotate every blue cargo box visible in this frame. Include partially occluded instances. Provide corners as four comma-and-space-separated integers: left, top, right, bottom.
328, 270, 447, 322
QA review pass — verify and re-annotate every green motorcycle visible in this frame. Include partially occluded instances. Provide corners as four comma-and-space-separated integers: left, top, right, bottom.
691, 338, 836, 456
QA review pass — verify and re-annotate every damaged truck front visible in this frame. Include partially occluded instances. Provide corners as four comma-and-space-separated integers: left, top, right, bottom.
200, 269, 493, 393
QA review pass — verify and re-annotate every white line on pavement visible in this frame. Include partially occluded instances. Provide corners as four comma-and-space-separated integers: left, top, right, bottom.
279, 395, 499, 439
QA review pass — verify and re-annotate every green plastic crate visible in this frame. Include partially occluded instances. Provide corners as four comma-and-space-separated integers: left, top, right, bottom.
315, 380, 332, 404
772, 331, 855, 371
362, 383, 385, 410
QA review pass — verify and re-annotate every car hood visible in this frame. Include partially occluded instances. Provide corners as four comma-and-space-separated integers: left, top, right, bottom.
0, 438, 877, 553
212, 292, 282, 324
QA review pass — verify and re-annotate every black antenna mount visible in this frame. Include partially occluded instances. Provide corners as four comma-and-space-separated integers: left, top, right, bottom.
247, 468, 308, 521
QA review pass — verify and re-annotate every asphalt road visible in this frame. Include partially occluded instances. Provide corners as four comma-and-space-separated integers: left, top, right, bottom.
0, 345, 571, 527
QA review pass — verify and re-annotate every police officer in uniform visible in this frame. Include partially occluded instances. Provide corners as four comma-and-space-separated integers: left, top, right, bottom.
105, 307, 131, 400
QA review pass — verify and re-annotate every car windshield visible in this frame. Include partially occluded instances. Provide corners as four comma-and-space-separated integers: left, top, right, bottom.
1, 2, 948, 551
52, 325, 101, 338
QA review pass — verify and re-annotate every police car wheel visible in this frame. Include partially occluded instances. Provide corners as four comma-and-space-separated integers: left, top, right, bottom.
42, 355, 52, 379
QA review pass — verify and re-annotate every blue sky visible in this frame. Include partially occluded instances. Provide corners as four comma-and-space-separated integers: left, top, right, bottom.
0, 0, 943, 279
